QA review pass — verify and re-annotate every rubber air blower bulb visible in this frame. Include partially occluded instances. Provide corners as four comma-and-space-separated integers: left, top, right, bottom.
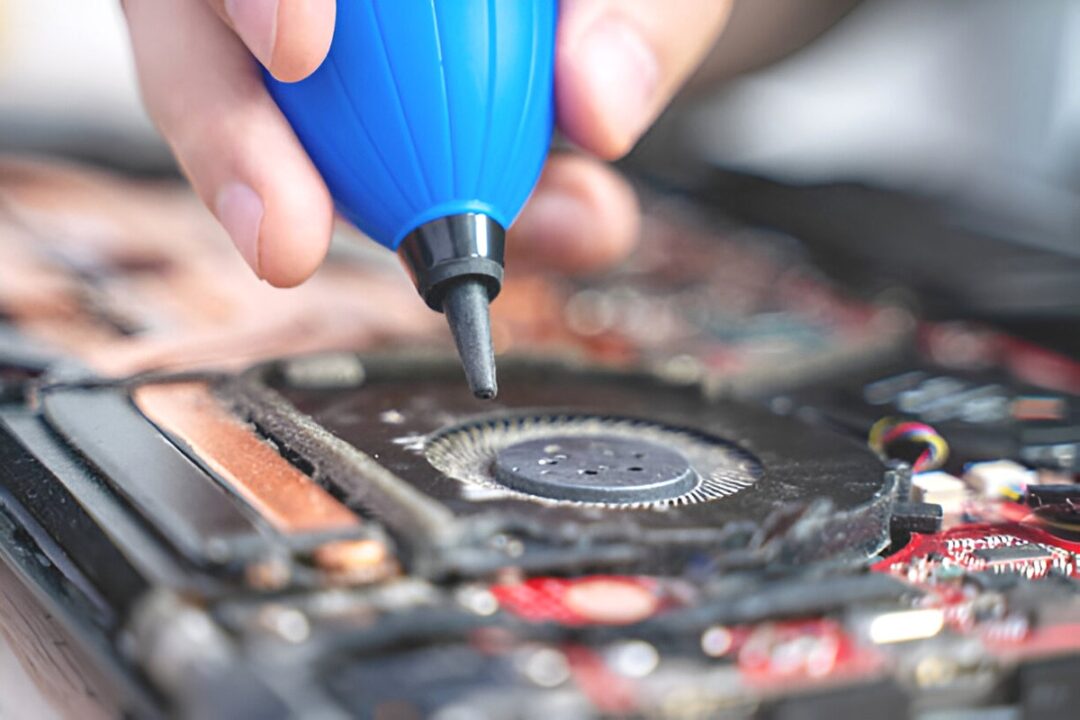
265, 0, 557, 399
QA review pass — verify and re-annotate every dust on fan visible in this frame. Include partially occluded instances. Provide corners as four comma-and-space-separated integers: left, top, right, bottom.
424, 413, 761, 509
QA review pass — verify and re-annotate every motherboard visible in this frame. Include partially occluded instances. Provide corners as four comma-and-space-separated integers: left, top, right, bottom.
0, 159, 1077, 719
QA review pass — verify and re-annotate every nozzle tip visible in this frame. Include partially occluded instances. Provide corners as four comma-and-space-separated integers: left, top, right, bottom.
442, 279, 498, 400
474, 387, 497, 401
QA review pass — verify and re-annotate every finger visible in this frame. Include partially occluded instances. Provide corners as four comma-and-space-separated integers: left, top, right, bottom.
203, 0, 336, 82
124, 0, 334, 287
557, 0, 734, 159
509, 154, 639, 275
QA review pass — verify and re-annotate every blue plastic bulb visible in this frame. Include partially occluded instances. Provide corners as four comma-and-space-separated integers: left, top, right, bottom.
265, 0, 557, 398
265, 0, 555, 280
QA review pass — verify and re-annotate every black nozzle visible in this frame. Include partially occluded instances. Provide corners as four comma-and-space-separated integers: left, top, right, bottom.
442, 278, 498, 399
399, 214, 505, 399
399, 214, 505, 310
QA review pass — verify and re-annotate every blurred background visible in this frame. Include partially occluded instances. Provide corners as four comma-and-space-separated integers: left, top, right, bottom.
687, 0, 1080, 260
0, 1, 168, 173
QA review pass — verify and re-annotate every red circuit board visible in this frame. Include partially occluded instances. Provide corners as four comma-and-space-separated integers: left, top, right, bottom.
875, 522, 1080, 581
491, 575, 671, 626
872, 516, 1080, 664
734, 619, 884, 688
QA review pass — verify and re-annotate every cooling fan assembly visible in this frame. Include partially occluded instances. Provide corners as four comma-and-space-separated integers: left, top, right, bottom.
223, 355, 904, 578
425, 413, 760, 508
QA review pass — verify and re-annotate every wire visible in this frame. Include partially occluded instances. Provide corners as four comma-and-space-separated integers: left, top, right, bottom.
868, 417, 949, 473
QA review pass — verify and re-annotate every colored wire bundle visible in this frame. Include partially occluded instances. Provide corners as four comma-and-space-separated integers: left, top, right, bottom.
868, 417, 950, 473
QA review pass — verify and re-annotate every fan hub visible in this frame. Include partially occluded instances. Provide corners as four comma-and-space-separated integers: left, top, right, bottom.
493, 435, 698, 504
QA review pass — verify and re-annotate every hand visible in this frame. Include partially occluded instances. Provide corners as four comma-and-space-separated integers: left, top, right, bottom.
122, 0, 732, 286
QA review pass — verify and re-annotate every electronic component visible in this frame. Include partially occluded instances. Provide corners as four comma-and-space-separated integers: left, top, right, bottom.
870, 418, 950, 473
864, 607, 946, 645
965, 459, 1035, 500
0, 353, 921, 719
230, 356, 898, 577
890, 501, 945, 535
3, 350, 1074, 719
0, 353, 1077, 720
911, 471, 967, 516
425, 414, 758, 507
877, 523, 1078, 580
770, 361, 1080, 473
42, 386, 267, 568
135, 381, 362, 536
973, 544, 1055, 566
1027, 484, 1080, 507
492, 576, 666, 626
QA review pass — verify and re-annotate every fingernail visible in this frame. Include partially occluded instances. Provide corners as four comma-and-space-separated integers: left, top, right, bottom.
216, 183, 265, 277
224, 0, 279, 68
578, 17, 660, 149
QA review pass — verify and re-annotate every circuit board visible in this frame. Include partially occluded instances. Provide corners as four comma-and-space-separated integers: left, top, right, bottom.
0, 160, 1077, 719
